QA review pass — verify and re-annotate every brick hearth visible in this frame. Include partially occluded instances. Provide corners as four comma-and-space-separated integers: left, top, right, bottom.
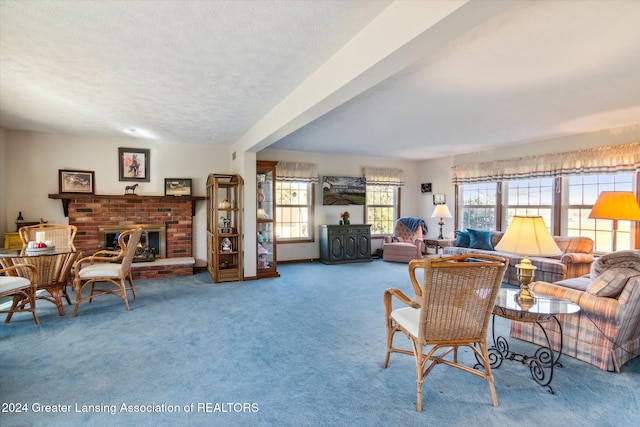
50, 194, 203, 279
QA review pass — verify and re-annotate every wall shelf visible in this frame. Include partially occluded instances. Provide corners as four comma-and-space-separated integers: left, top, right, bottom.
48, 193, 205, 216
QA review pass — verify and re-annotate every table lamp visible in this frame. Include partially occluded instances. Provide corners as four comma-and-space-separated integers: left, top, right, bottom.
495, 216, 562, 303
431, 204, 452, 240
588, 191, 640, 252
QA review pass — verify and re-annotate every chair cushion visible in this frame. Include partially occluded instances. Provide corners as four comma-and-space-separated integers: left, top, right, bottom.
78, 263, 121, 278
0, 276, 32, 294
454, 230, 470, 248
390, 306, 420, 338
587, 267, 638, 298
468, 229, 494, 251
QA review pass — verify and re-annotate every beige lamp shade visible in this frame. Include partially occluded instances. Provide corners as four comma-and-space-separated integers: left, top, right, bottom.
588, 191, 640, 221
431, 204, 452, 219
495, 215, 561, 256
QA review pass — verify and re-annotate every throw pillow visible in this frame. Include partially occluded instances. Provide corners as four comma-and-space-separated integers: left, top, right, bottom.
587, 268, 638, 298
468, 229, 494, 251
454, 230, 470, 248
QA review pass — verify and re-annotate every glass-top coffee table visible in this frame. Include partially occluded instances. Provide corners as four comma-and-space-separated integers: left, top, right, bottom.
478, 288, 580, 394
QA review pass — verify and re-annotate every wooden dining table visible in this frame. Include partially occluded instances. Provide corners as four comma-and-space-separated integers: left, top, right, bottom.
0, 248, 80, 317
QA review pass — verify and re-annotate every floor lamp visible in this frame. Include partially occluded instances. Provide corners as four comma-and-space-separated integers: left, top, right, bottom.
588, 191, 640, 252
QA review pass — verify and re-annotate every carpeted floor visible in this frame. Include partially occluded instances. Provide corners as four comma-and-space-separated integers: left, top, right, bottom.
1, 259, 639, 427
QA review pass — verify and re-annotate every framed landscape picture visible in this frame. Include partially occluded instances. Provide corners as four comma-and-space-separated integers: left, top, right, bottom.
164, 178, 192, 196
59, 169, 95, 194
119, 147, 150, 182
322, 176, 366, 205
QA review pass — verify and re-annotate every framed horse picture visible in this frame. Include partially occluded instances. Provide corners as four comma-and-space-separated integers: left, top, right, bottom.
59, 169, 95, 194
119, 147, 150, 182
164, 178, 192, 196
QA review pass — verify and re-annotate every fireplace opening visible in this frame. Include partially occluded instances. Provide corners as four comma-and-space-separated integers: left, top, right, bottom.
98, 224, 166, 261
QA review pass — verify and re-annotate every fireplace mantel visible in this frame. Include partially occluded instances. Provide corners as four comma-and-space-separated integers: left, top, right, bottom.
49, 193, 202, 279
48, 193, 205, 216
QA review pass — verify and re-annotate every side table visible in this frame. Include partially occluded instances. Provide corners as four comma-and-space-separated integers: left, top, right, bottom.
478, 288, 580, 393
423, 238, 455, 254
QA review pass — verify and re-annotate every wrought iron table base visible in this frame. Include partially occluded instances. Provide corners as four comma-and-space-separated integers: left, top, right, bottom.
476, 314, 564, 394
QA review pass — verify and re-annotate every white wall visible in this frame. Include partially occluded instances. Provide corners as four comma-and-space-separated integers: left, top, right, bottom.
451, 123, 640, 166
2, 130, 231, 267
0, 128, 7, 239
3, 124, 637, 267
417, 155, 455, 239
257, 149, 422, 260
418, 123, 640, 238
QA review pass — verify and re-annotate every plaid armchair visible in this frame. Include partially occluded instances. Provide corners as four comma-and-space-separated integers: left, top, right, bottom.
510, 250, 640, 372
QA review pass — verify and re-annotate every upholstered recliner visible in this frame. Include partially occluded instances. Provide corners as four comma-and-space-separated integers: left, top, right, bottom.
383, 217, 427, 263
510, 250, 640, 372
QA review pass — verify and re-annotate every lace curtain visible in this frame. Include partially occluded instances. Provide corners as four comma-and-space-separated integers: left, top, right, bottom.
451, 142, 640, 184
363, 167, 405, 186
275, 162, 319, 183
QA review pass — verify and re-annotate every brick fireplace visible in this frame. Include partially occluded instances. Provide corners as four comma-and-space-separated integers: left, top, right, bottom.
50, 194, 204, 279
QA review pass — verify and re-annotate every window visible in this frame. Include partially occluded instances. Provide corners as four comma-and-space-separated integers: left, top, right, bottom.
564, 174, 634, 252
459, 183, 497, 230
366, 185, 397, 235
276, 181, 313, 241
452, 143, 639, 250
504, 178, 554, 229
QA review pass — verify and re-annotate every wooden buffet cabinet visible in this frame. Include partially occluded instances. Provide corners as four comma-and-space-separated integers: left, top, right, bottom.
318, 224, 372, 264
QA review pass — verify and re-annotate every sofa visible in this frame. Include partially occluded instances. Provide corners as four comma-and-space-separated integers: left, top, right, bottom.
443, 229, 594, 286
510, 250, 640, 372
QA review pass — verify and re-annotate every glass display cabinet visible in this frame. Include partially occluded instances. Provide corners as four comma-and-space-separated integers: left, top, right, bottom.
206, 174, 243, 283
256, 161, 279, 278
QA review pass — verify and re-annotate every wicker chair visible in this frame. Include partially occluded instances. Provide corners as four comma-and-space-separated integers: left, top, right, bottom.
383, 254, 508, 412
19, 223, 77, 253
0, 263, 39, 324
19, 223, 78, 305
72, 227, 142, 316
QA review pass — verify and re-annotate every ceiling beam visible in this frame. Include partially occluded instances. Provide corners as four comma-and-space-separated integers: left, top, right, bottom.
232, 0, 522, 155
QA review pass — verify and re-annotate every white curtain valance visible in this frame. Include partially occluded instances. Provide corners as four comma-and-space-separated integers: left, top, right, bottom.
275, 162, 318, 183
451, 142, 640, 184
363, 167, 405, 186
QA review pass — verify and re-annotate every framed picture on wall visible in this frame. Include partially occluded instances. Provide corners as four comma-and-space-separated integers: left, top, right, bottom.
164, 178, 192, 196
421, 183, 432, 193
433, 193, 446, 205
322, 176, 366, 205
119, 147, 150, 182
59, 169, 95, 194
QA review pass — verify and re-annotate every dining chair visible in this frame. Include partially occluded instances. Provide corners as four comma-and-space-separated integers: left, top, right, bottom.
72, 227, 143, 316
0, 263, 39, 324
19, 223, 78, 305
383, 254, 508, 411
19, 223, 78, 253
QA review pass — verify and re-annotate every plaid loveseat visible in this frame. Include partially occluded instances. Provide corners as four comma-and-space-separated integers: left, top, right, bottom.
510, 250, 640, 372
443, 230, 594, 286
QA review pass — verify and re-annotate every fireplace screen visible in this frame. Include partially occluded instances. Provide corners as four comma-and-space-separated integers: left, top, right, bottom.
98, 224, 166, 260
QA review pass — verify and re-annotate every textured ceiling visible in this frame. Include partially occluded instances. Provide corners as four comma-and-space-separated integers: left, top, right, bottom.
1, 0, 639, 160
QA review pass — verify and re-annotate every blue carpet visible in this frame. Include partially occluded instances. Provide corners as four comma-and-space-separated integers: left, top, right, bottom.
1, 259, 638, 426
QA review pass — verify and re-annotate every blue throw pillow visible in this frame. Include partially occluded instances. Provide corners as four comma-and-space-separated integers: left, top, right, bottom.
468, 229, 494, 251
454, 230, 470, 248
